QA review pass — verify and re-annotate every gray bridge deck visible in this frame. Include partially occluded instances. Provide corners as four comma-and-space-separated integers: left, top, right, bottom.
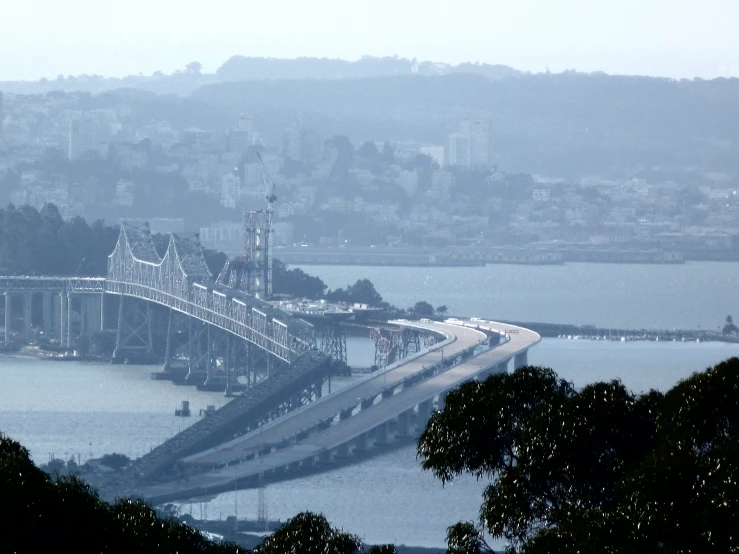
129, 319, 539, 503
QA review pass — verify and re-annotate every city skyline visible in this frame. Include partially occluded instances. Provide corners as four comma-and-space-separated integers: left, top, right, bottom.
2, 0, 739, 81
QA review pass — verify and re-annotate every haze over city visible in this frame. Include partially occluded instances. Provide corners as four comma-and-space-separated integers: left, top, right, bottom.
3, 0, 739, 80
2, 1, 739, 552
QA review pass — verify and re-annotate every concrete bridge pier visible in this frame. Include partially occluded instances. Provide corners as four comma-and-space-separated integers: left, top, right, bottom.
3, 292, 11, 343
374, 421, 391, 445
488, 332, 501, 347
514, 350, 528, 369
23, 292, 32, 341
497, 359, 509, 373
42, 292, 53, 336
335, 442, 353, 459
318, 450, 335, 465
396, 409, 414, 437
417, 399, 433, 428
52, 294, 62, 338
60, 293, 68, 348
354, 432, 371, 452
81, 294, 102, 336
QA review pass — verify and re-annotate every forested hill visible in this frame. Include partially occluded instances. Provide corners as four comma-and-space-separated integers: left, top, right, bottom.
0, 204, 328, 301
0, 204, 225, 278
193, 72, 739, 175
0, 204, 118, 276
214, 55, 520, 81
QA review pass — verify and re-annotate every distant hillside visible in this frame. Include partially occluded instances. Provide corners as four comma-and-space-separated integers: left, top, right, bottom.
192, 72, 739, 175
0, 56, 519, 96
214, 55, 520, 81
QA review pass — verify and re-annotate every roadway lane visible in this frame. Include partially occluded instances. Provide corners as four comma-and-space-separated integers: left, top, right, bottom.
134, 320, 539, 503
180, 322, 487, 466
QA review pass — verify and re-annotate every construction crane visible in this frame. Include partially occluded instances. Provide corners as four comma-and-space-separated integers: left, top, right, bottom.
216, 152, 277, 299
257, 152, 277, 205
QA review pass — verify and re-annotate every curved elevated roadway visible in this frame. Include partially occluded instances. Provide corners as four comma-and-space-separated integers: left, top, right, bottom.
131, 319, 539, 504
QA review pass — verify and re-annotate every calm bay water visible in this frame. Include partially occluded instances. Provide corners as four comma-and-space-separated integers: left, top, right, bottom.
297, 262, 739, 331
1, 262, 738, 547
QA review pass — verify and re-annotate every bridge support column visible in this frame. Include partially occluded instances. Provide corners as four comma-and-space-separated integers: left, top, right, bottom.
113, 296, 155, 364
42, 292, 53, 337
354, 432, 371, 452
52, 294, 61, 338
23, 292, 32, 341
335, 442, 352, 458
60, 293, 68, 348
497, 360, 509, 373
488, 333, 501, 347
66, 293, 73, 348
396, 409, 413, 437
375, 422, 390, 445
84, 295, 102, 336
417, 400, 433, 428
3, 292, 11, 344
514, 350, 528, 369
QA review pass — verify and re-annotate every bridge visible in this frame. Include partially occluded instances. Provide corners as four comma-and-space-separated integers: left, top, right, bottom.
113, 318, 539, 504
0, 221, 540, 505
2, 222, 320, 377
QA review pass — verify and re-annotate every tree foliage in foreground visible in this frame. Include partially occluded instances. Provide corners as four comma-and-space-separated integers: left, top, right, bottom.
0, 434, 244, 553
1, 433, 397, 553
418, 359, 739, 553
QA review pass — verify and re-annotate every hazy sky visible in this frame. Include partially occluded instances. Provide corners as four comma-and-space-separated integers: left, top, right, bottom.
2, 0, 738, 81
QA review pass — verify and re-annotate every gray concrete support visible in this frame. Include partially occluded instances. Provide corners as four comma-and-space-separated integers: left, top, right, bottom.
42, 292, 53, 336
488, 333, 501, 346
375, 421, 390, 445
66, 293, 73, 348
3, 292, 11, 343
497, 360, 509, 373
52, 294, 62, 338
318, 450, 334, 465
396, 409, 413, 437
60, 293, 68, 347
417, 400, 433, 427
354, 432, 371, 452
514, 350, 528, 369
23, 292, 32, 341
336, 443, 351, 458
84, 295, 102, 335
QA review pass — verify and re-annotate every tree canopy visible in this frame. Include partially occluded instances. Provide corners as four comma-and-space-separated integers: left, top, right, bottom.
418, 359, 739, 553
1, 434, 398, 553
325, 278, 384, 307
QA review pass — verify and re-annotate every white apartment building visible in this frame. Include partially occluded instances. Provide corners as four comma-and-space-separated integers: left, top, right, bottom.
448, 119, 493, 167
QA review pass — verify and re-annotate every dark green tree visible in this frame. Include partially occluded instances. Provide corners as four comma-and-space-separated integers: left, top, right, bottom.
99, 453, 131, 471
418, 359, 739, 553
410, 301, 434, 316
253, 512, 361, 554
272, 259, 327, 299
723, 314, 738, 335
436, 305, 448, 316
325, 278, 384, 306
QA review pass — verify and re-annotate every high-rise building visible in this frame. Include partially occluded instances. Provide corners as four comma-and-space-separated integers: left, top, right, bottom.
285, 113, 303, 160
420, 145, 445, 167
448, 133, 472, 167
447, 119, 493, 167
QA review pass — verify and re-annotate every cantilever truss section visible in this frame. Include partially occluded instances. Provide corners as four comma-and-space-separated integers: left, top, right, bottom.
106, 221, 314, 363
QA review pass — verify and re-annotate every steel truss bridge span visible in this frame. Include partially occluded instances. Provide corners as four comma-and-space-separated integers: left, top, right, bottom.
107, 222, 313, 363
